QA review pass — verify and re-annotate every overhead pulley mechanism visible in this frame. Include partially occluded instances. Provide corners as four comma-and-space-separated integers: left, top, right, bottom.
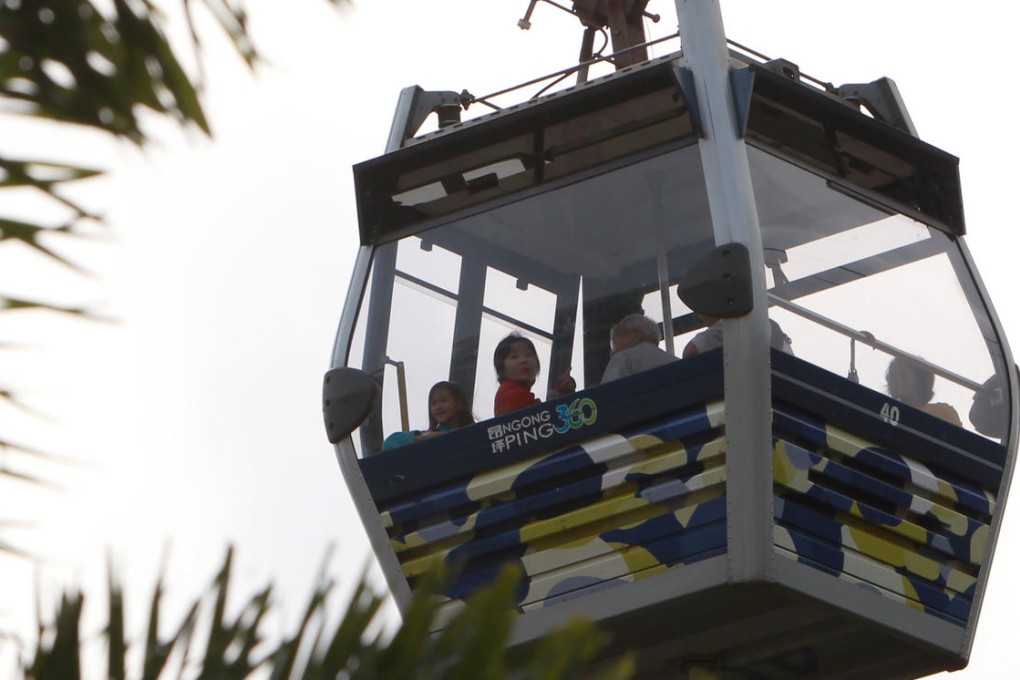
518, 0, 660, 81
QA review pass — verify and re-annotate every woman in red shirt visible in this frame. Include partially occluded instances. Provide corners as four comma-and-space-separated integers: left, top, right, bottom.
493, 333, 575, 416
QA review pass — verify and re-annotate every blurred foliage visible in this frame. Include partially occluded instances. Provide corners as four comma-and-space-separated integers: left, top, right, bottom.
16, 549, 632, 680
1, 6, 629, 680
0, 0, 345, 540
0, 0, 260, 295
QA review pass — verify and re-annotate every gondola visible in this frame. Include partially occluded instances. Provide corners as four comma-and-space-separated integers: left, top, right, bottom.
323, 2, 1017, 677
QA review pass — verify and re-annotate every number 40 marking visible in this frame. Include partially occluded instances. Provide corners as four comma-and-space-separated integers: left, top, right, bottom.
880, 402, 900, 426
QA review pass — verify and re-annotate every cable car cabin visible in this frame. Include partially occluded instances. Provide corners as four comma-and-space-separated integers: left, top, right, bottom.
323, 40, 1017, 680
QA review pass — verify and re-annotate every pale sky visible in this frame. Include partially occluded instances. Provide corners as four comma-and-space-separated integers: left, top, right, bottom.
1, 1, 1018, 677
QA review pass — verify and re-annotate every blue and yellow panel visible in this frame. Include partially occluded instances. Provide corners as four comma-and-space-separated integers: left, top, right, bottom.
360, 353, 727, 614
771, 351, 1005, 627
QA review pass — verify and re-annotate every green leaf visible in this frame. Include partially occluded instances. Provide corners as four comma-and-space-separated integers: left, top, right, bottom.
0, 464, 62, 490
141, 574, 168, 680
0, 157, 104, 191
0, 296, 104, 320
106, 564, 127, 680
187, 0, 258, 68
312, 576, 384, 678
198, 545, 234, 677
265, 553, 334, 680
30, 591, 83, 680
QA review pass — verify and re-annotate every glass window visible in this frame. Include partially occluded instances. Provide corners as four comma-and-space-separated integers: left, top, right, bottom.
745, 65, 963, 234
355, 62, 699, 244
750, 146, 1009, 440
346, 144, 715, 456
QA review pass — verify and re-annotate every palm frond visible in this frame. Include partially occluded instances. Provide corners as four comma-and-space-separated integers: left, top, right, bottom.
0, 0, 354, 485
0, 465, 63, 490
0, 535, 32, 560
19, 549, 632, 680
106, 565, 126, 680
306, 572, 385, 679
28, 590, 84, 680
264, 553, 335, 680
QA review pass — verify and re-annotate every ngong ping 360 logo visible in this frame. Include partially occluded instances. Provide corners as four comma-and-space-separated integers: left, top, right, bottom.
486, 398, 598, 453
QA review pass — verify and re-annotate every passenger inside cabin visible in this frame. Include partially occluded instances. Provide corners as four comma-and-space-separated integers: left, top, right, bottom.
682, 314, 794, 358
601, 313, 678, 384
493, 333, 575, 417
382, 380, 475, 451
885, 356, 963, 427
969, 368, 1017, 439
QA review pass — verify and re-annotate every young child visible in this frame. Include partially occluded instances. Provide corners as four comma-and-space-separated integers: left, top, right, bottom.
382, 381, 475, 451
493, 333, 575, 417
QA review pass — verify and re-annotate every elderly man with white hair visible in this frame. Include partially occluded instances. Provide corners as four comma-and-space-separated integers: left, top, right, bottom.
601, 313, 679, 384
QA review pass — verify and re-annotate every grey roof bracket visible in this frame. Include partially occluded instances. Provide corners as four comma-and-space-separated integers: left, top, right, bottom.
671, 64, 704, 137
386, 86, 472, 151
730, 66, 755, 137
835, 77, 918, 138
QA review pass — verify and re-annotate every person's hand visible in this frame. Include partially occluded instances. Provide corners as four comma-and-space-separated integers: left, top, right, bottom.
416, 430, 445, 442
554, 368, 576, 396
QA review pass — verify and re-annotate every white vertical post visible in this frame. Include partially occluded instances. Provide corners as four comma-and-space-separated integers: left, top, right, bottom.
674, 0, 774, 583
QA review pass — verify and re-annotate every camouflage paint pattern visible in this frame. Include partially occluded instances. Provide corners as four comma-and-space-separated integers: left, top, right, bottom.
378, 401, 728, 618
371, 359, 1003, 633
773, 403, 995, 626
